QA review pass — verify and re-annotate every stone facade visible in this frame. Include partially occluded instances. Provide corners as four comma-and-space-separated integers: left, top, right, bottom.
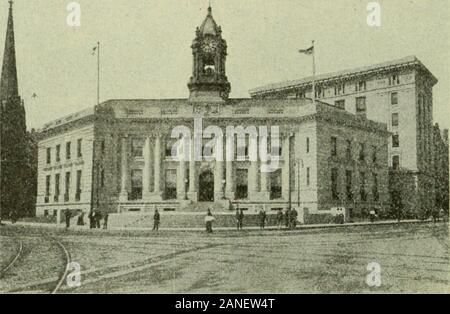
250, 56, 449, 216
35, 7, 390, 221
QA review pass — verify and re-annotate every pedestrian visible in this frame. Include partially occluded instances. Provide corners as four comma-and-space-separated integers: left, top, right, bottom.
259, 209, 267, 230
77, 212, 85, 226
65, 209, 71, 229
276, 210, 284, 229
205, 209, 215, 233
285, 208, 291, 229
369, 209, 376, 223
95, 211, 102, 229
88, 211, 94, 229
236, 208, 244, 230
291, 208, 298, 229
103, 211, 109, 229
153, 209, 160, 231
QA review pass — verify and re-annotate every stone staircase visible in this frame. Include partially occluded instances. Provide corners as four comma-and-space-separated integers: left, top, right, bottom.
108, 211, 279, 229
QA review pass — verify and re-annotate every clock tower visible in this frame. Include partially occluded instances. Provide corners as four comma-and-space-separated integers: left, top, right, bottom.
188, 6, 231, 103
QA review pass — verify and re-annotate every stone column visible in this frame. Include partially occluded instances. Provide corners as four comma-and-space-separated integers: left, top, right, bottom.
248, 134, 259, 200
177, 148, 187, 200
152, 135, 163, 200
225, 134, 235, 199
214, 134, 224, 201
282, 134, 291, 201
188, 136, 198, 201
142, 136, 152, 200
119, 136, 129, 202
259, 135, 270, 200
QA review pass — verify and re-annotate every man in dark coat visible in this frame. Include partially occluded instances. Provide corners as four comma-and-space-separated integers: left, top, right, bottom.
103, 212, 109, 229
88, 211, 94, 229
276, 210, 284, 229
95, 211, 102, 229
259, 210, 267, 230
236, 209, 244, 230
285, 208, 291, 229
153, 209, 160, 231
290, 208, 298, 229
65, 209, 71, 229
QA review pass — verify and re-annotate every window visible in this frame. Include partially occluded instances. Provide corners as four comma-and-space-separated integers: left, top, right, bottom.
130, 169, 143, 200
270, 169, 282, 200
306, 137, 310, 154
360, 171, 367, 201
165, 169, 177, 200
346, 140, 352, 160
389, 74, 400, 86
359, 143, 366, 161
392, 113, 399, 127
76, 170, 82, 201
45, 175, 51, 203
391, 92, 398, 105
46, 148, 51, 164
66, 142, 71, 160
334, 83, 345, 95
331, 137, 338, 157
346, 170, 353, 201
56, 145, 61, 162
356, 97, 366, 116
372, 145, 377, 163
306, 167, 310, 186
101, 140, 106, 155
75, 139, 82, 158
392, 134, 399, 148
65, 172, 71, 201
355, 81, 366, 92
392, 155, 400, 170
54, 174, 60, 202
335, 100, 345, 110
237, 169, 249, 200
372, 173, 379, 201
131, 138, 145, 158
331, 168, 339, 200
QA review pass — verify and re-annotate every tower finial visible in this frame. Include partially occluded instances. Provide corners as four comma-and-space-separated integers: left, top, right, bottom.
8, 0, 13, 9
208, 0, 212, 14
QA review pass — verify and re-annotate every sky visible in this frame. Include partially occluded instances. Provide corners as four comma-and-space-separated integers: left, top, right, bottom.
0, 0, 449, 130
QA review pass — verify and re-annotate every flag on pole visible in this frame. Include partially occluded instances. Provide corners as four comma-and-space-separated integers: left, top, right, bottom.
91, 46, 98, 56
299, 41, 316, 105
299, 46, 314, 55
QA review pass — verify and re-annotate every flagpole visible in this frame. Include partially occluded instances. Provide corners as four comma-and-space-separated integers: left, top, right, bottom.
312, 40, 316, 106
97, 42, 100, 105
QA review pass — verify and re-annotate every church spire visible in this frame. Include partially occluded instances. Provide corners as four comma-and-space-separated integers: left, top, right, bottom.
0, 0, 19, 100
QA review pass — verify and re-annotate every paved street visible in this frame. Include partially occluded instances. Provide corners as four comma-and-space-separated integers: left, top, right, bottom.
0, 222, 448, 293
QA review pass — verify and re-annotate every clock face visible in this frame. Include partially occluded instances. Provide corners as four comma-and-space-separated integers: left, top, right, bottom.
202, 39, 218, 54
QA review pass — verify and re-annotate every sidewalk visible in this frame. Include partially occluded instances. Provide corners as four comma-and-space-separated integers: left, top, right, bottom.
1, 218, 439, 233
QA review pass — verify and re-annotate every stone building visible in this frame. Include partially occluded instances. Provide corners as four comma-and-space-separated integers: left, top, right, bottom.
35, 7, 390, 223
250, 57, 449, 216
0, 1, 28, 219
